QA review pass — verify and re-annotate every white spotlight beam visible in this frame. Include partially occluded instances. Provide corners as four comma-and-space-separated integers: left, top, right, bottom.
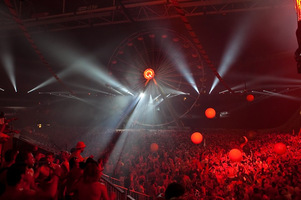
2, 53, 17, 92
67, 82, 116, 96
210, 15, 253, 94
27, 77, 56, 93
77, 62, 134, 96
165, 45, 199, 94
263, 90, 301, 101
114, 96, 141, 129
27, 68, 73, 93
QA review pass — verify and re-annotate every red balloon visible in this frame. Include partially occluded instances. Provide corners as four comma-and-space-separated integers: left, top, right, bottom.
205, 108, 216, 119
229, 149, 242, 162
150, 143, 159, 152
246, 94, 254, 102
274, 143, 286, 155
191, 132, 203, 144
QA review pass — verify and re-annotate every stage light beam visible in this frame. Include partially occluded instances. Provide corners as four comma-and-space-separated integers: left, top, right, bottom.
2, 53, 17, 92
209, 15, 254, 94
139, 93, 145, 98
263, 90, 300, 101
77, 61, 134, 96
165, 44, 199, 94
27, 69, 71, 93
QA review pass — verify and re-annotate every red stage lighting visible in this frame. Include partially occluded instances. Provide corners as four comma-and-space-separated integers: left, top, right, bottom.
144, 68, 155, 80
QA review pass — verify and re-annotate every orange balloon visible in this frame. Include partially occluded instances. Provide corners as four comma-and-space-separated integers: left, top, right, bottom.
229, 149, 242, 162
246, 94, 254, 102
274, 143, 286, 155
150, 143, 159, 152
205, 108, 216, 119
191, 132, 203, 144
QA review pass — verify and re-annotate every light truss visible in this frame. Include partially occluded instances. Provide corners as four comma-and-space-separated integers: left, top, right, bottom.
0, 0, 293, 33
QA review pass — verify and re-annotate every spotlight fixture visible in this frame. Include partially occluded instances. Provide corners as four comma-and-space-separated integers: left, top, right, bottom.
139, 93, 145, 98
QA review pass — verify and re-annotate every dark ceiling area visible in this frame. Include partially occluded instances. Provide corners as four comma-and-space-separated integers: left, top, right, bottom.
0, 0, 300, 130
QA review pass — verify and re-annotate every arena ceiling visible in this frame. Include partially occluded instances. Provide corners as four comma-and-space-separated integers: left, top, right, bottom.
0, 0, 300, 129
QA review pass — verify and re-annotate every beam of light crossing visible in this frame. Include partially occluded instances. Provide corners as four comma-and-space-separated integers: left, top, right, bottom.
27, 58, 133, 96
161, 87, 189, 96
263, 90, 301, 101
210, 16, 254, 94
153, 94, 161, 101
165, 45, 199, 94
27, 35, 135, 94
28, 77, 57, 93
76, 61, 134, 96
218, 76, 301, 94
27, 67, 75, 93
252, 89, 301, 102
114, 96, 141, 129
39, 91, 102, 108
67, 83, 116, 96
121, 86, 163, 128
26, 62, 94, 93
